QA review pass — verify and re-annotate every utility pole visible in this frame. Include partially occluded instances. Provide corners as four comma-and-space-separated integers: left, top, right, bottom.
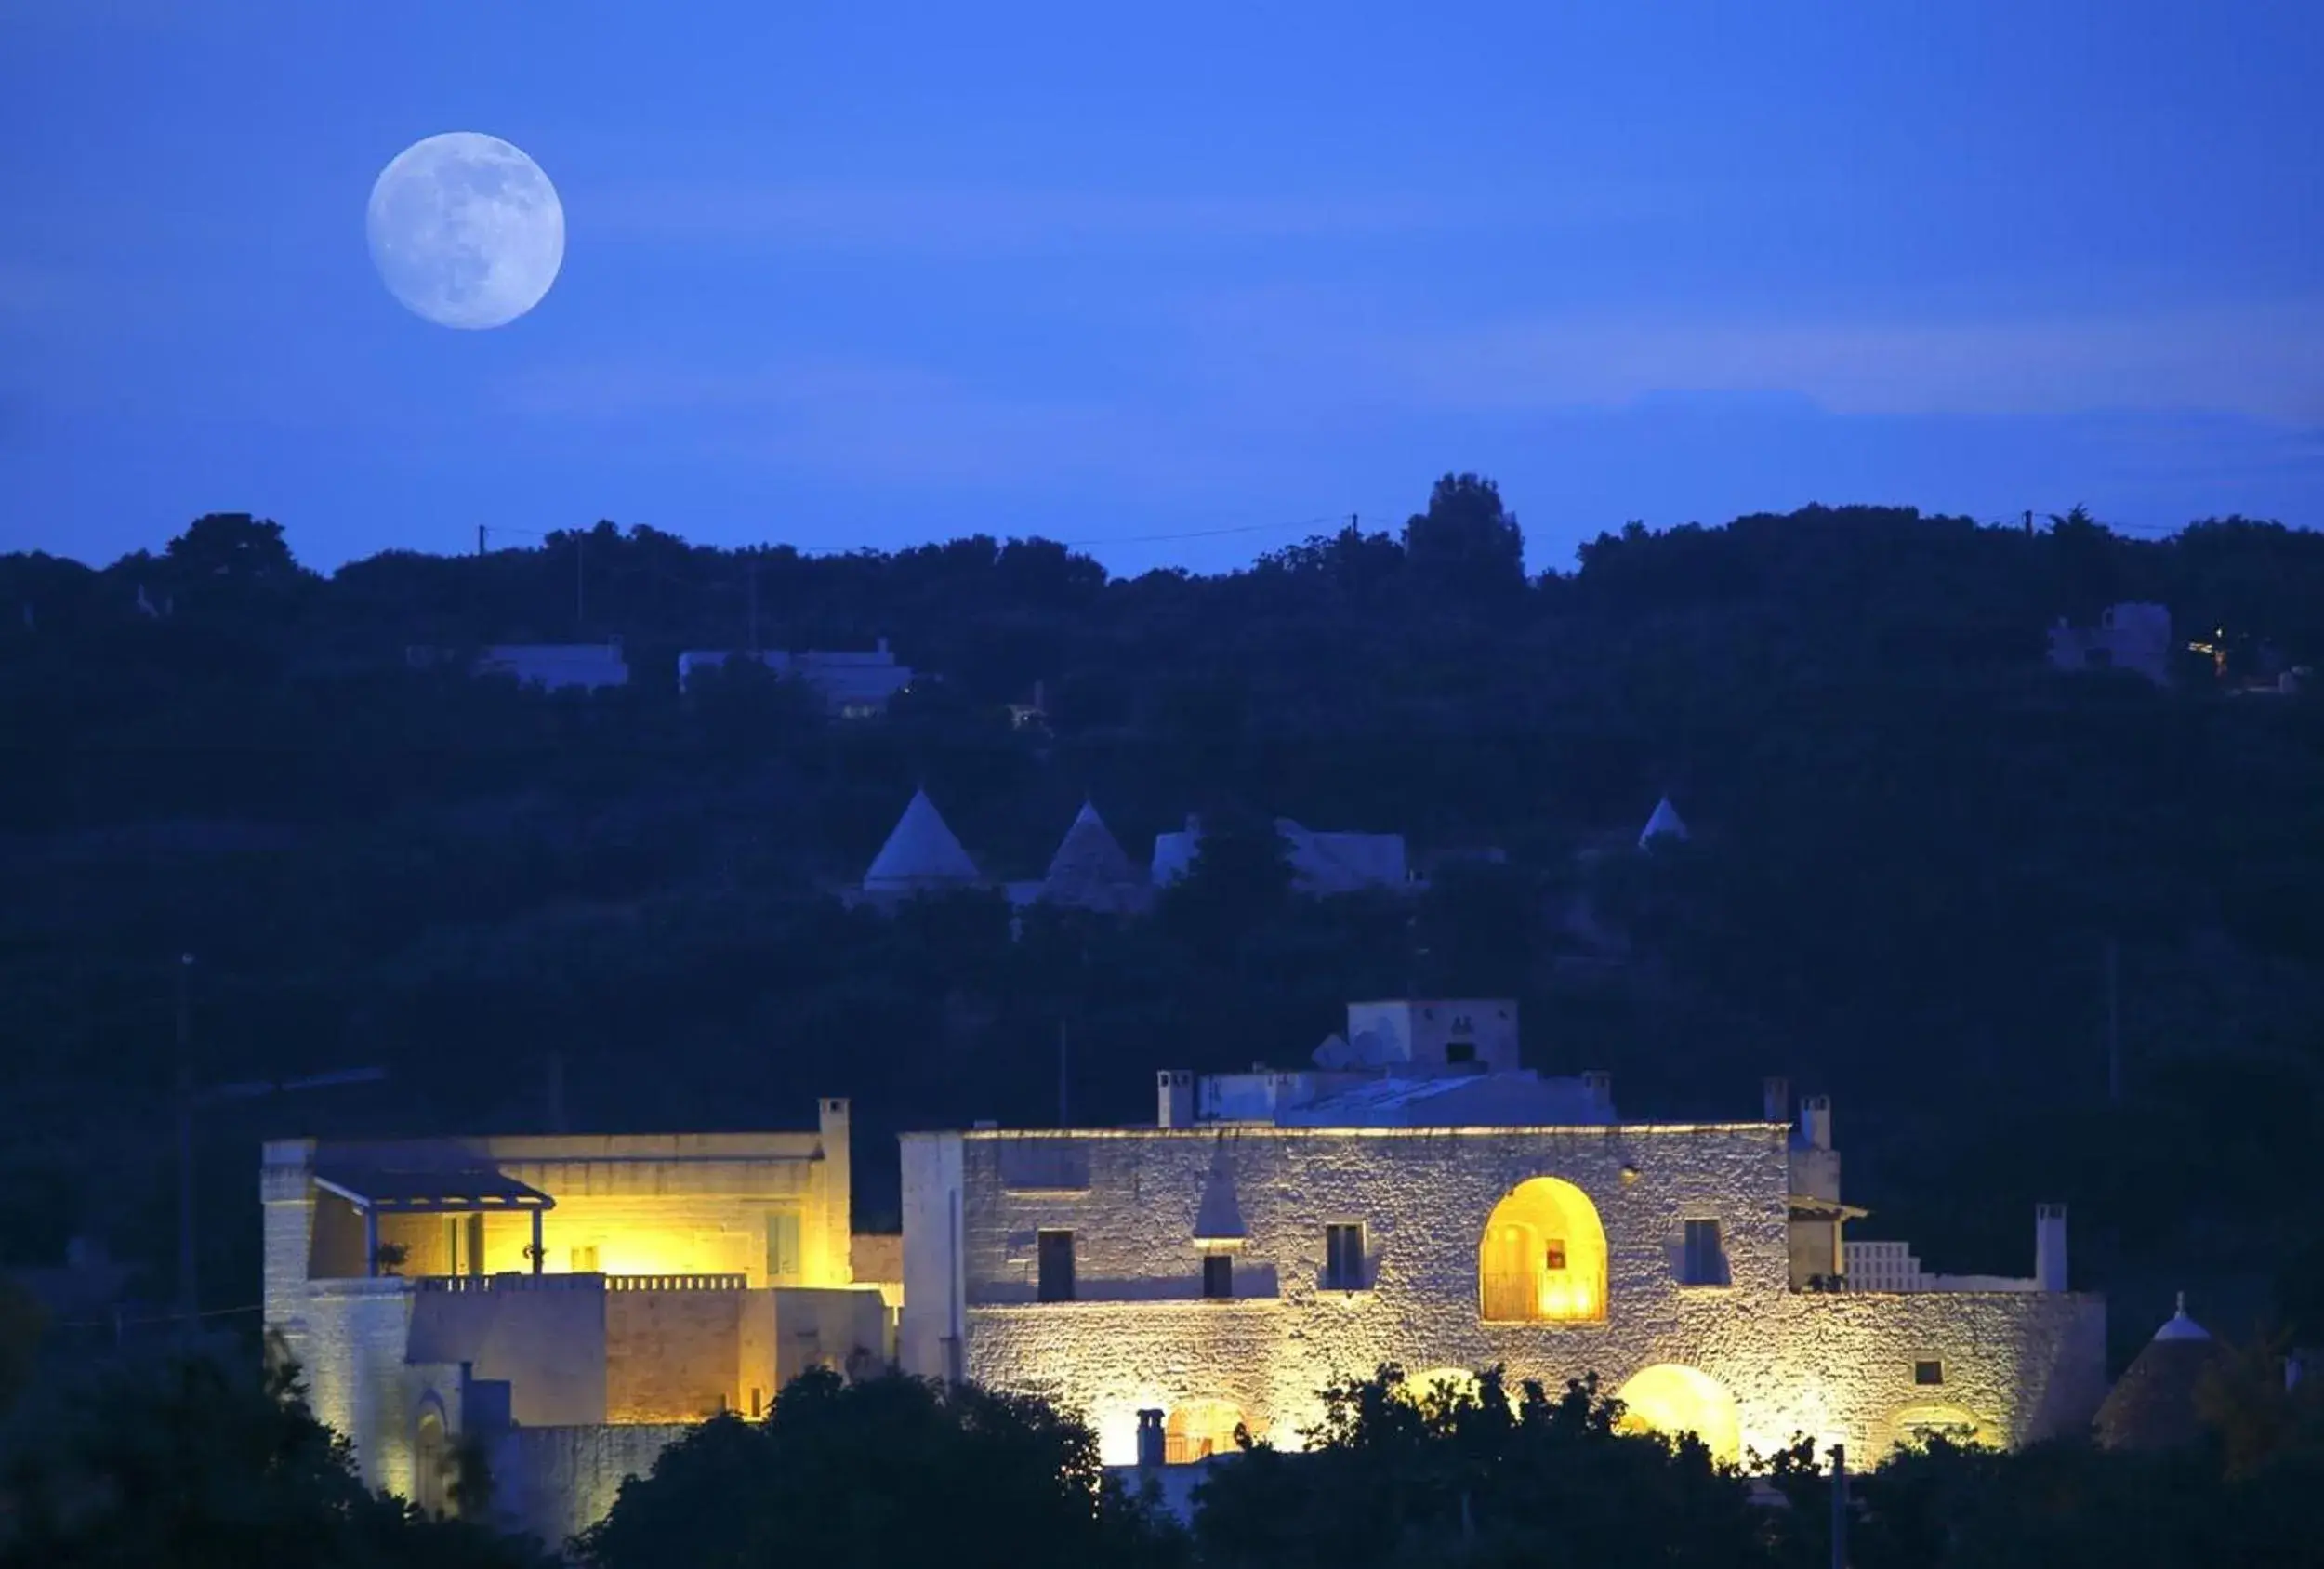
174, 953, 197, 1336
477, 523, 487, 557
2105, 936, 2122, 1102
1829, 1443, 1849, 1569
2024, 508, 2035, 537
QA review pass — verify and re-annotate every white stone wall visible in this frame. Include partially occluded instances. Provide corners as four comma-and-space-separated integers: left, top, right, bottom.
911, 1126, 2106, 1466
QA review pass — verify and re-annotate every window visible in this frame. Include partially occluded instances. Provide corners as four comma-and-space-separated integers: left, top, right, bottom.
1681, 1220, 1727, 1286
765, 1209, 803, 1284
570, 1245, 600, 1273
1037, 1230, 1076, 1302
1202, 1253, 1234, 1299
1914, 1360, 1944, 1387
1324, 1223, 1366, 1290
1479, 1179, 1608, 1323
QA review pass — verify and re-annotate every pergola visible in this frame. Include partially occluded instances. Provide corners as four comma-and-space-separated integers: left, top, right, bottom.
315, 1167, 556, 1276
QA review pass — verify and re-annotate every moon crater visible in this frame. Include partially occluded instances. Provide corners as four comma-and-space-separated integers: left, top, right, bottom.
367, 132, 563, 330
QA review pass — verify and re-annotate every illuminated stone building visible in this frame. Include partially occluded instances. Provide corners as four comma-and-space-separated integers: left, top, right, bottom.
898, 1000, 2106, 1468
261, 1101, 893, 1546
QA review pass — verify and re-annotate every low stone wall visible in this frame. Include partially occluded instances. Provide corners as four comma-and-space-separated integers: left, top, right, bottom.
485, 1422, 692, 1554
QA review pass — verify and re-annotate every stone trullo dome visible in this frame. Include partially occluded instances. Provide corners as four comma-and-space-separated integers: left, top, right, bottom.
863, 788, 982, 893
2093, 1292, 2222, 1453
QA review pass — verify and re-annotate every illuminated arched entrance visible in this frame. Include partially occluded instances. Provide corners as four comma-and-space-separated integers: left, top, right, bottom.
1612, 1365, 1741, 1464
1479, 1178, 1608, 1322
1165, 1399, 1251, 1463
1893, 1404, 1982, 1448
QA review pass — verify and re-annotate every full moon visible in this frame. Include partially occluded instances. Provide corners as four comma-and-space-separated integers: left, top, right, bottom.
366, 132, 564, 330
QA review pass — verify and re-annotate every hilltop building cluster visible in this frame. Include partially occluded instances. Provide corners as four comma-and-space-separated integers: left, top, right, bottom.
265, 989, 2144, 1550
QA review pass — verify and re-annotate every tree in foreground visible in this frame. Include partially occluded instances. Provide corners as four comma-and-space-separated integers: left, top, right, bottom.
0, 1348, 549, 1569
574, 1368, 1183, 1569
1193, 1365, 1766, 1568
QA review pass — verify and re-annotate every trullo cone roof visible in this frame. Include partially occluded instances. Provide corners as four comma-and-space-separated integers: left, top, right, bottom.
1638, 796, 1689, 850
1045, 801, 1141, 890
864, 789, 982, 890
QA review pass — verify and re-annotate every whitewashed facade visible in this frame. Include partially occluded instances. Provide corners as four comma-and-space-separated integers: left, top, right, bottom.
901, 1000, 2106, 1468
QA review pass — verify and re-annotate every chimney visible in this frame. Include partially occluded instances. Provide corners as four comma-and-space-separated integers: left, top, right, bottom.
1136, 1408, 1166, 1468
1801, 1095, 1832, 1152
1157, 1070, 1195, 1128
2035, 1204, 2068, 1292
1581, 1071, 1613, 1112
1762, 1076, 1790, 1127
876, 636, 890, 655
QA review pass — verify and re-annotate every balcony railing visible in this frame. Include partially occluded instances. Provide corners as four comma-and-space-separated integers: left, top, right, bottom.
605, 1272, 747, 1292
1478, 1270, 1603, 1323
413, 1272, 748, 1294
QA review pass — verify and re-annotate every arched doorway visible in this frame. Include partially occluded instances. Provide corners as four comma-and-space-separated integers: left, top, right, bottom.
1165, 1399, 1250, 1463
413, 1403, 451, 1516
1478, 1178, 1608, 1322
1612, 1365, 1741, 1464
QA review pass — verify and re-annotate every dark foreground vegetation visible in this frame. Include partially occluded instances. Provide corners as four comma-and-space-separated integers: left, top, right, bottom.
6, 1350, 2322, 1567
3, 484, 2323, 1368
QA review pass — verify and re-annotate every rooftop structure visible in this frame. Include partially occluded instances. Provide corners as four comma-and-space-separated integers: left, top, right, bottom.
1638, 795, 1689, 850
862, 789, 984, 897
678, 639, 913, 718
899, 999, 2106, 1469
469, 643, 631, 692
2093, 1293, 2219, 1452
1008, 800, 1152, 916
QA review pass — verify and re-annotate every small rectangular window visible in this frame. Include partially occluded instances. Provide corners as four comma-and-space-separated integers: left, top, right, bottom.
1914, 1359, 1944, 1387
1037, 1230, 1076, 1302
570, 1245, 600, 1273
766, 1209, 803, 1283
1202, 1253, 1234, 1299
1681, 1219, 1726, 1286
1324, 1223, 1366, 1290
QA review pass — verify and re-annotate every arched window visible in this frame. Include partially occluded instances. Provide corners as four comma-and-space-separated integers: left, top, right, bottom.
1612, 1365, 1741, 1465
1478, 1177, 1608, 1323
1165, 1399, 1250, 1463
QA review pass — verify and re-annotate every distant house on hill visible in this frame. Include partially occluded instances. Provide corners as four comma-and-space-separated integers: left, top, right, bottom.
678, 639, 914, 719
1151, 816, 1409, 895
2048, 603, 2172, 686
464, 642, 631, 692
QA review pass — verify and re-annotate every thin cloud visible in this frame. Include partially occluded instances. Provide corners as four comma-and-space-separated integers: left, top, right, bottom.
578, 179, 1700, 256
495, 356, 1245, 493
1386, 300, 2324, 425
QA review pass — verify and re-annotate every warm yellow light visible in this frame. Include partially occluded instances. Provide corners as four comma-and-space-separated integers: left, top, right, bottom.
1478, 1177, 1608, 1323
1166, 1399, 1252, 1463
1613, 1365, 1742, 1465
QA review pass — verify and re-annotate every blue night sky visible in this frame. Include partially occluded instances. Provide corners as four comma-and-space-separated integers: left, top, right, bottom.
3, 1, 2319, 575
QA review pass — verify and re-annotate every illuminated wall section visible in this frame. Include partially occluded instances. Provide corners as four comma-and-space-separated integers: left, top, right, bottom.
1614, 1364, 1742, 1464
912, 1124, 2107, 1469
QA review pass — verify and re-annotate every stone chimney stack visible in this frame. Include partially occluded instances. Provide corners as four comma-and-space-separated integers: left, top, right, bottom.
2036, 1203, 2068, 1292
1136, 1408, 1166, 1468
1763, 1076, 1790, 1127
1801, 1095, 1833, 1152
1157, 1070, 1195, 1128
